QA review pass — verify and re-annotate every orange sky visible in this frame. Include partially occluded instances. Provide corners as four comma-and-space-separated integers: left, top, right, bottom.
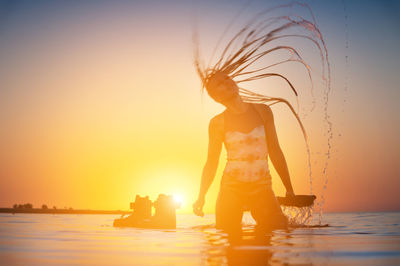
0, 0, 399, 214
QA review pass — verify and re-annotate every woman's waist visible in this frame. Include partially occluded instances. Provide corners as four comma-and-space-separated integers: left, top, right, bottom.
224, 158, 269, 168
226, 156, 267, 162
222, 161, 271, 183
221, 172, 272, 187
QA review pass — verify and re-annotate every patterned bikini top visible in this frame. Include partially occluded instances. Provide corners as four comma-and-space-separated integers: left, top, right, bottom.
222, 104, 271, 183
224, 125, 268, 162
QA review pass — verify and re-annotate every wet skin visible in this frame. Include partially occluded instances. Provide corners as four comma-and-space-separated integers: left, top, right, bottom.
193, 72, 295, 225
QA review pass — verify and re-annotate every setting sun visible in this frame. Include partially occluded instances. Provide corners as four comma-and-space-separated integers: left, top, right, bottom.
173, 194, 184, 207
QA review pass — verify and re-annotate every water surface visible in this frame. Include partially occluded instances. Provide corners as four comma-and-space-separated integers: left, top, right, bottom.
0, 212, 399, 265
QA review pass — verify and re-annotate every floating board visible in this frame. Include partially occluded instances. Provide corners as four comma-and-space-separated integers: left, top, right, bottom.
276, 195, 316, 207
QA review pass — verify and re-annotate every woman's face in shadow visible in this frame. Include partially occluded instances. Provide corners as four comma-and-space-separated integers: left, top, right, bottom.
206, 72, 239, 104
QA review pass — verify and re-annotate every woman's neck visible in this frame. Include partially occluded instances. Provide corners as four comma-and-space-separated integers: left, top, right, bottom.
224, 96, 250, 115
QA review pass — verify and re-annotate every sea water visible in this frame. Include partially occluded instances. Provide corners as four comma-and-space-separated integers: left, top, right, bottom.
0, 212, 399, 265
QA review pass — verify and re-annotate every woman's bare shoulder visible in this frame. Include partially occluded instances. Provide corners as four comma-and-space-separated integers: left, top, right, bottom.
209, 112, 224, 133
252, 102, 271, 111
252, 103, 273, 116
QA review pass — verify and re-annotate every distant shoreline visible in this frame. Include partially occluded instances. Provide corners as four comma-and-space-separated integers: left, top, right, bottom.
0, 208, 132, 215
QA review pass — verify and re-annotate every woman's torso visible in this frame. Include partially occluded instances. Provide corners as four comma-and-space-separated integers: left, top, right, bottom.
221, 103, 271, 185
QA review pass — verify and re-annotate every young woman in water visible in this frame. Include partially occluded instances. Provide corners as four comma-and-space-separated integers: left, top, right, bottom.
190, 3, 326, 236
192, 70, 295, 235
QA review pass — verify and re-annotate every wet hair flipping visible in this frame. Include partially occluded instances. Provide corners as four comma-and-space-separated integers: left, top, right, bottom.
193, 2, 330, 141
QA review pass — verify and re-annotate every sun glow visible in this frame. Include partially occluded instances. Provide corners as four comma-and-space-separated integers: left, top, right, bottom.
173, 194, 184, 208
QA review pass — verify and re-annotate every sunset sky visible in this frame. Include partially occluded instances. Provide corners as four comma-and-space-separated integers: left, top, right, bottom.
0, 0, 399, 214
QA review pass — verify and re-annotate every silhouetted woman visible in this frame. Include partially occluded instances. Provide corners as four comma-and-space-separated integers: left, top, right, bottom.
192, 3, 327, 238
192, 71, 294, 237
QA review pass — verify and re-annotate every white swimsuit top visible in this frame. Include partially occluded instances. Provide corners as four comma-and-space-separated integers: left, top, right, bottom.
222, 106, 271, 184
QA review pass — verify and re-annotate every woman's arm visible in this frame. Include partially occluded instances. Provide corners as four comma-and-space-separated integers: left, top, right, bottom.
193, 115, 223, 216
261, 105, 295, 196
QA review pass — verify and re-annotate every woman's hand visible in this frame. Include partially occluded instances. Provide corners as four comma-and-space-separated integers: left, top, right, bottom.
192, 197, 205, 217
286, 190, 295, 198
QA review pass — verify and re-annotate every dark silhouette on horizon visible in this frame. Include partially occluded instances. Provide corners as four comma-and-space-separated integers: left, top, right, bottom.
113, 194, 180, 229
